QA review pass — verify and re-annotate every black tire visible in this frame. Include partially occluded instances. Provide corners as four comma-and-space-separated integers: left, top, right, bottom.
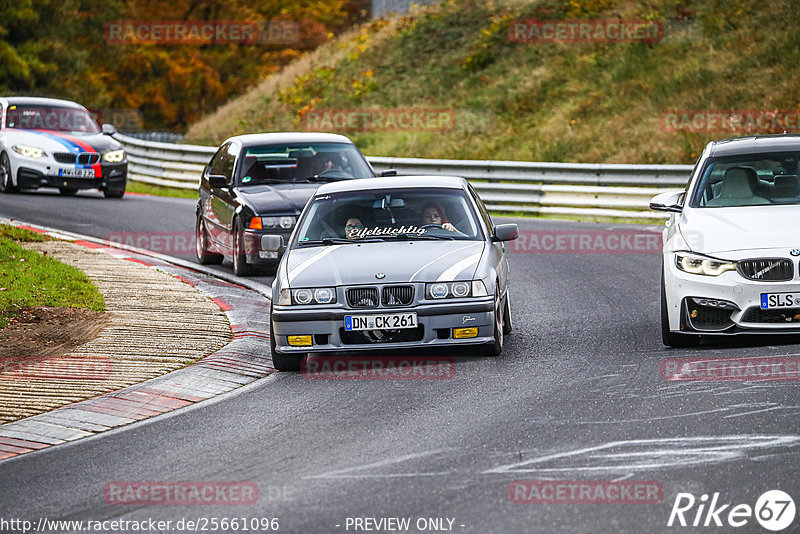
103, 176, 126, 198
0, 153, 17, 193
483, 285, 504, 357
270, 308, 304, 372
195, 214, 223, 265
103, 188, 125, 198
502, 287, 513, 335
59, 187, 78, 196
232, 218, 251, 276
661, 265, 700, 347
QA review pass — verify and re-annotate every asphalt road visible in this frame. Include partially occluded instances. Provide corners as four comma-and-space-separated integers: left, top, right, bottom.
1, 188, 799, 533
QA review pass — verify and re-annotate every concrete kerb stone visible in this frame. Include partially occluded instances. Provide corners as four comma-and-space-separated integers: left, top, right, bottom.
0, 218, 275, 462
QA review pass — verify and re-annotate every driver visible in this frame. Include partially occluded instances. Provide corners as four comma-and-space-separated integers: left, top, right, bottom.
317, 153, 343, 175
421, 202, 456, 232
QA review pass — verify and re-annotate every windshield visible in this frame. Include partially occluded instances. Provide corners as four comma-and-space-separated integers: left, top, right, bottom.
691, 151, 800, 207
235, 142, 374, 185
4, 104, 101, 134
294, 187, 483, 245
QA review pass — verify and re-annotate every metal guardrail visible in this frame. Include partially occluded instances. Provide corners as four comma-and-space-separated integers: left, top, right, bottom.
115, 132, 692, 219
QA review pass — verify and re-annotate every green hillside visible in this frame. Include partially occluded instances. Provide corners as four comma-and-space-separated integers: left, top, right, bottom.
185, 0, 800, 164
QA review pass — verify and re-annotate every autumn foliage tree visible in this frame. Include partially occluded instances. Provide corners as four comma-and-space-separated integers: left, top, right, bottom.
0, 0, 358, 130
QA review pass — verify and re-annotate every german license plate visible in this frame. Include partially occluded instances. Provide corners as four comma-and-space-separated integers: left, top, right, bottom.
760, 292, 800, 309
344, 312, 418, 331
59, 168, 95, 178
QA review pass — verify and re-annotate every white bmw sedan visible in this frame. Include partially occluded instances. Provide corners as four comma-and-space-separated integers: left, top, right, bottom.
651, 134, 800, 346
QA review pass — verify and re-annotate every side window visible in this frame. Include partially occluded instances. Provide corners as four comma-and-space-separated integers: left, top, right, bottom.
468, 184, 493, 233
223, 142, 238, 182
208, 143, 230, 177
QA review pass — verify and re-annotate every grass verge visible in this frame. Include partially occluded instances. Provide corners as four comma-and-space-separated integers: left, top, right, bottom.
0, 224, 105, 328
185, 0, 799, 164
126, 181, 198, 199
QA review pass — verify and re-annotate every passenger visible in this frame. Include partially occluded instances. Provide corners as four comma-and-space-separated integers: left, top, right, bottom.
344, 216, 365, 240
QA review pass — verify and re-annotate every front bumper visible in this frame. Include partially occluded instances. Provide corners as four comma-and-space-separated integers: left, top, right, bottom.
16, 160, 127, 191
272, 299, 495, 353
243, 229, 292, 264
664, 253, 800, 334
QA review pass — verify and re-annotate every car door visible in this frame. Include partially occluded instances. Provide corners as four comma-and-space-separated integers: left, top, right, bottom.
469, 184, 509, 292
205, 142, 239, 252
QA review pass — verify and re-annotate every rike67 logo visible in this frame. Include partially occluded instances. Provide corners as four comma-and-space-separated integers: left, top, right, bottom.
668, 490, 795, 531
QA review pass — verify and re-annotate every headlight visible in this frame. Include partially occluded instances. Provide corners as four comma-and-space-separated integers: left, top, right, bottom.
288, 287, 336, 305
429, 283, 449, 299
675, 252, 737, 276
451, 281, 470, 297
262, 216, 296, 229
12, 145, 45, 159
293, 288, 313, 304
103, 149, 125, 163
427, 281, 486, 299
314, 287, 335, 304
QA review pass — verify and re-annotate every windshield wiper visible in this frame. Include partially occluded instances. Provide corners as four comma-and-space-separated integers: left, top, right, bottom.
299, 237, 384, 246
380, 233, 455, 241
299, 238, 351, 245
241, 179, 287, 185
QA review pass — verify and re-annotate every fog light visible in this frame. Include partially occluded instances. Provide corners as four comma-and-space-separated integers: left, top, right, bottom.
287, 335, 313, 347
690, 297, 738, 310
453, 327, 478, 339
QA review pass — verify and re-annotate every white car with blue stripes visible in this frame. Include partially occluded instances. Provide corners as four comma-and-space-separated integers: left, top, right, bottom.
266, 175, 519, 371
0, 96, 127, 197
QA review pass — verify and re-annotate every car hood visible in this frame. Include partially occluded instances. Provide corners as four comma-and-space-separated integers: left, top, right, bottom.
680, 205, 800, 254
284, 241, 486, 287
236, 183, 321, 214
2, 129, 120, 153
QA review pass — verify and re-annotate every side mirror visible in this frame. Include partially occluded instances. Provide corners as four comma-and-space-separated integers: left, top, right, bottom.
102, 123, 117, 135
493, 223, 519, 242
261, 234, 283, 253
208, 174, 228, 189
650, 190, 685, 213
379, 169, 397, 177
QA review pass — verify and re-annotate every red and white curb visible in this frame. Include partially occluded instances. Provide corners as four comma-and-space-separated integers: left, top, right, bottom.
0, 221, 274, 462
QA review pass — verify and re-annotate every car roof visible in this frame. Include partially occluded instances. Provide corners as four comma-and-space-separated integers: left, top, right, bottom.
1, 96, 86, 109
227, 132, 357, 147
707, 134, 800, 157
315, 175, 468, 195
